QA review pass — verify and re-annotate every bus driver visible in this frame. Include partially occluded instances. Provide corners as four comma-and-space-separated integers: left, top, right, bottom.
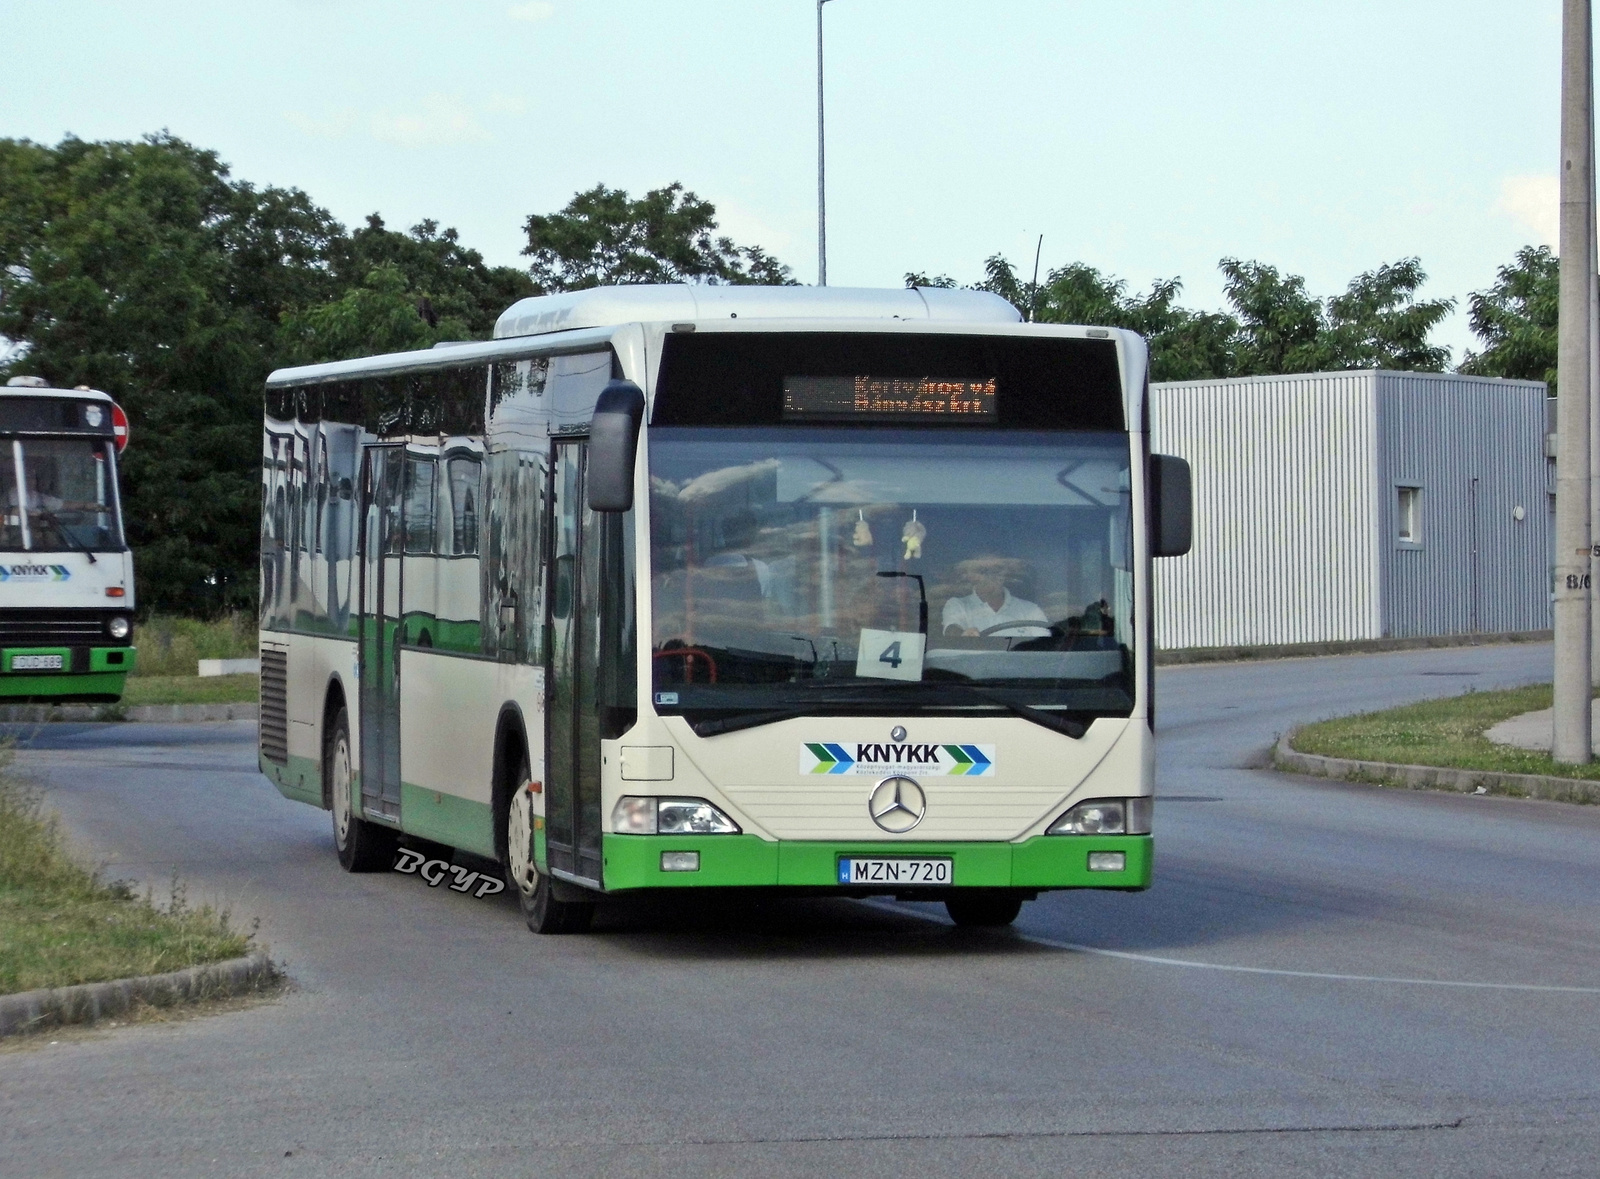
941, 554, 1049, 638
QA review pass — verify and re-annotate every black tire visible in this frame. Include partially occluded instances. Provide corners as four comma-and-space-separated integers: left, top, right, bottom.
328, 706, 397, 872
503, 754, 593, 935
945, 892, 1024, 928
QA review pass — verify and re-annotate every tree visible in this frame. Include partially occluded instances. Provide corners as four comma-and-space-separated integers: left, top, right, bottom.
0, 133, 342, 613
335, 214, 533, 340
1217, 259, 1328, 374
929, 249, 1454, 380
1460, 245, 1558, 391
280, 264, 474, 364
523, 183, 795, 291
1321, 258, 1454, 372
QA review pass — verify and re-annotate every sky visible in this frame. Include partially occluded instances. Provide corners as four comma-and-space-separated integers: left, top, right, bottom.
0, 0, 1567, 362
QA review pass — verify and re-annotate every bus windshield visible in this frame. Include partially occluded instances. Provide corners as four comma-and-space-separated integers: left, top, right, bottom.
649, 427, 1134, 726
0, 437, 124, 552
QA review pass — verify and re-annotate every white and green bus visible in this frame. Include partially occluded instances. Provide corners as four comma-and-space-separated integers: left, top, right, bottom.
258, 286, 1191, 932
0, 377, 136, 702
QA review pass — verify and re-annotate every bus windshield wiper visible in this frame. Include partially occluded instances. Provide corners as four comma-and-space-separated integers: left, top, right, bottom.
932, 681, 1088, 740
32, 508, 96, 564
688, 707, 815, 738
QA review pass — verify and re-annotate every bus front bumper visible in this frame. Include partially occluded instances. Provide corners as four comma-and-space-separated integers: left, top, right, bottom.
601, 833, 1152, 893
0, 646, 135, 699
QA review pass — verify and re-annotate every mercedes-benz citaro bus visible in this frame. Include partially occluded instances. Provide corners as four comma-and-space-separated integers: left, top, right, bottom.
258, 285, 1191, 933
0, 376, 135, 702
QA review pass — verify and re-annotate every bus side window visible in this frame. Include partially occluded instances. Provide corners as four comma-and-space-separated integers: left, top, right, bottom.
404, 456, 436, 554
448, 456, 481, 555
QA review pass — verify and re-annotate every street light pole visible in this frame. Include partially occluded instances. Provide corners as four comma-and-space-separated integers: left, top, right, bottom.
1554, 0, 1594, 763
817, 0, 833, 287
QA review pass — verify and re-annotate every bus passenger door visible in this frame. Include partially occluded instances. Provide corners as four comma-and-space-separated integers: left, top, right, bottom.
358, 446, 404, 824
546, 439, 604, 885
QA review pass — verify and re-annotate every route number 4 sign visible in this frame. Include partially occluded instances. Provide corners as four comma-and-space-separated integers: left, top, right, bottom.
856, 628, 926, 682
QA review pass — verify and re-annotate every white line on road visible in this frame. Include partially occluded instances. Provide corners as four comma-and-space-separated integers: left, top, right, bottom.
870, 902, 1600, 994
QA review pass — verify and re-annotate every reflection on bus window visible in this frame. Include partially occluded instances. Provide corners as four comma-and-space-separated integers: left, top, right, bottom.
648, 427, 1134, 717
448, 456, 481, 555
404, 456, 436, 554
3, 438, 125, 553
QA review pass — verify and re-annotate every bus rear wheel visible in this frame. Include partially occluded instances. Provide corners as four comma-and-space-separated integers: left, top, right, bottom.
328, 706, 396, 872
504, 759, 593, 935
945, 892, 1024, 928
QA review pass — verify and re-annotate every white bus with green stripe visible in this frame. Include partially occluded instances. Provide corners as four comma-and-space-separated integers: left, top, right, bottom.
0, 377, 135, 702
258, 285, 1191, 933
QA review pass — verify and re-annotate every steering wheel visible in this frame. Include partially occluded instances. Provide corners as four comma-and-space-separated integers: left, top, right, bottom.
976, 620, 1047, 638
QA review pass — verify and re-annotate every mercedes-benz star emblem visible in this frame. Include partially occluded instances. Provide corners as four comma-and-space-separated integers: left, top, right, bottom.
868, 776, 926, 834
890, 725, 907, 742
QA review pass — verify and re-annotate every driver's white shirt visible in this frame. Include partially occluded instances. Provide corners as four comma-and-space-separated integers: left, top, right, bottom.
941, 588, 1048, 636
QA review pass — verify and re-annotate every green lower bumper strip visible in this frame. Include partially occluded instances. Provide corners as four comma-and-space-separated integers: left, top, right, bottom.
602, 833, 1152, 892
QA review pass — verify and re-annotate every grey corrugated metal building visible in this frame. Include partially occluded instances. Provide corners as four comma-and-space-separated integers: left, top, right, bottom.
1151, 370, 1551, 651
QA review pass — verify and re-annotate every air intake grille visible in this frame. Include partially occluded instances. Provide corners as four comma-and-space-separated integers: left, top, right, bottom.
0, 611, 116, 647
259, 647, 289, 765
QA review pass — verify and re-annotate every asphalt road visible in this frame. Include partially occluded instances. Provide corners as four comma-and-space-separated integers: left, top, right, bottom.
3, 642, 1597, 1178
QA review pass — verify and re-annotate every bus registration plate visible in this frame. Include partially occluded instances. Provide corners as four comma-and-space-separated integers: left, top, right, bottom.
838, 858, 953, 886
11, 654, 63, 670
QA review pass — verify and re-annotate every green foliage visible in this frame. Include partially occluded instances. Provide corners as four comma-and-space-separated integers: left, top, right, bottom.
0, 134, 339, 615
1460, 245, 1558, 391
280, 265, 470, 364
524, 183, 796, 291
122, 674, 258, 705
918, 251, 1456, 380
133, 613, 256, 676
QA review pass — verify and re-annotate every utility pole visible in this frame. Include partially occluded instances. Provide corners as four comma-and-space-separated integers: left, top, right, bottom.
1555, 0, 1594, 763
1591, 18, 1600, 683
817, 0, 833, 287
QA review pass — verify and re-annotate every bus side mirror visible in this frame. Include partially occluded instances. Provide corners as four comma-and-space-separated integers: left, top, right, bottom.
588, 380, 645, 512
1151, 453, 1192, 557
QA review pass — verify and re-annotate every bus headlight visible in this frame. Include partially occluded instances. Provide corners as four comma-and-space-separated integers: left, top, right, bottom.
107, 615, 131, 640
658, 798, 740, 835
1047, 796, 1152, 836
611, 796, 741, 835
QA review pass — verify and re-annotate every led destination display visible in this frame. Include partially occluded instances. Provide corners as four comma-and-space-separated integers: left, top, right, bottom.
782, 375, 998, 422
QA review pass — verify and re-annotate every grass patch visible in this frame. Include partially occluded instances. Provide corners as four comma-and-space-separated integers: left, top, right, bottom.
119, 674, 258, 707
132, 614, 256, 678
1292, 683, 1600, 782
0, 763, 251, 994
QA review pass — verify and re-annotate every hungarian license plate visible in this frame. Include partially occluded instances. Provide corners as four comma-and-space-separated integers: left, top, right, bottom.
838, 857, 953, 886
11, 654, 64, 671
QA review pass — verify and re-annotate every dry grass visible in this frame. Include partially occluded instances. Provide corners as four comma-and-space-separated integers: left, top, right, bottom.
0, 760, 252, 994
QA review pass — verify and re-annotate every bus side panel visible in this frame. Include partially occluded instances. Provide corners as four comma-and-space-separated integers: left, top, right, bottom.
398, 650, 541, 860
261, 630, 353, 808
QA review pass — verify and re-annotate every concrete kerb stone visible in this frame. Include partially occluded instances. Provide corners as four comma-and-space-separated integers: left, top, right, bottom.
0, 951, 281, 1038
0, 702, 257, 724
1273, 730, 1600, 805
1158, 629, 1553, 667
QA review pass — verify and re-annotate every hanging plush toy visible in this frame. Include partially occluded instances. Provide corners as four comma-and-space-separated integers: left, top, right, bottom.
852, 508, 873, 547
901, 509, 926, 560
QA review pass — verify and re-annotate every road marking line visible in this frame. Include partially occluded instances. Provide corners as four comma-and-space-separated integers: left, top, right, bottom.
870, 901, 1600, 994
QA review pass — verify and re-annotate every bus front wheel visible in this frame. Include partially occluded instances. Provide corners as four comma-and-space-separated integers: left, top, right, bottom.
505, 759, 593, 935
945, 892, 1024, 928
328, 706, 396, 872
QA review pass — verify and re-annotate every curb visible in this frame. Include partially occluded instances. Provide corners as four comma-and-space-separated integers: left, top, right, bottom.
1272, 730, 1600, 805
1158, 630, 1553, 667
0, 951, 279, 1038
0, 702, 257, 724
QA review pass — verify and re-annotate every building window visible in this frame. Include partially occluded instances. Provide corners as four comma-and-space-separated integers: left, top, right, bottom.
1397, 486, 1422, 545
